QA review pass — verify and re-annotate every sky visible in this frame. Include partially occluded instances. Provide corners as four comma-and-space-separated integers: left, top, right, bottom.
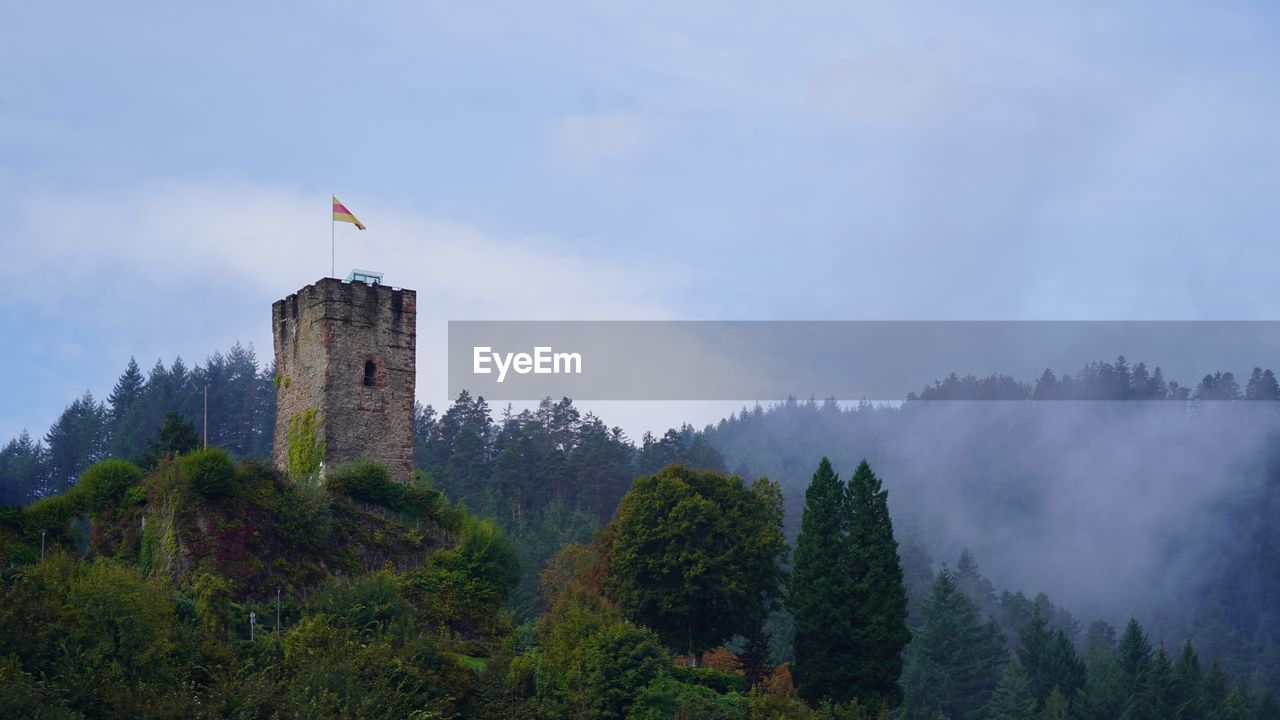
2, 1, 1279, 442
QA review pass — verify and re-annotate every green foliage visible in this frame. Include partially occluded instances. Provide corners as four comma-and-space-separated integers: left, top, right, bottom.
900, 568, 1008, 720
579, 622, 670, 720
280, 613, 457, 720
286, 408, 325, 482
458, 516, 521, 597
985, 662, 1039, 720
669, 664, 749, 694
123, 484, 147, 507
1075, 644, 1126, 720
405, 521, 520, 638
136, 412, 199, 470
139, 517, 159, 577
329, 459, 459, 526
604, 465, 788, 660
0, 556, 188, 718
24, 490, 86, 532
630, 676, 747, 720
790, 457, 849, 703
277, 477, 334, 550
306, 570, 412, 634
179, 447, 236, 498
76, 458, 144, 513
791, 458, 910, 708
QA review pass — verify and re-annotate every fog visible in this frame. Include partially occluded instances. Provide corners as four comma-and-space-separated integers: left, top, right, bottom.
706, 397, 1278, 631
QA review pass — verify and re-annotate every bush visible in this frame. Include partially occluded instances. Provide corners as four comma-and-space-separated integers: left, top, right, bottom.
123, 485, 148, 507
180, 448, 236, 498
632, 678, 747, 720
457, 517, 520, 599
77, 459, 144, 513
580, 623, 670, 720
24, 493, 84, 533
306, 571, 411, 634
327, 460, 451, 522
277, 481, 333, 551
670, 664, 748, 695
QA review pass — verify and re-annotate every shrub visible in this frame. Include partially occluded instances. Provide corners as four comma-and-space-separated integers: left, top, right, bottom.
24, 492, 84, 533
306, 571, 411, 634
632, 678, 748, 720
457, 517, 520, 599
180, 448, 236, 498
579, 622, 670, 720
328, 460, 452, 522
670, 664, 748, 695
77, 459, 144, 513
277, 481, 333, 551
123, 485, 148, 507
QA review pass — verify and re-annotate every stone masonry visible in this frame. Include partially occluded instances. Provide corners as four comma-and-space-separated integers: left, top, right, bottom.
272, 277, 416, 483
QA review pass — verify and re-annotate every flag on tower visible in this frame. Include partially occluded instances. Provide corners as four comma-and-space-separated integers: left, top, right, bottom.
332, 196, 366, 230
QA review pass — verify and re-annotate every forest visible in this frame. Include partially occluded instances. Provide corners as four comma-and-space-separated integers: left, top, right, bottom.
1, 347, 1278, 719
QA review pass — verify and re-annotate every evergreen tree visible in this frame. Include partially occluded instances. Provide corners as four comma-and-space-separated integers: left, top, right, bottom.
1076, 644, 1125, 720
900, 568, 1007, 720
1044, 630, 1086, 707
1245, 368, 1280, 401
984, 662, 1038, 720
1042, 687, 1073, 720
845, 459, 911, 708
106, 357, 147, 459
956, 548, 998, 618
790, 458, 910, 708
135, 413, 199, 469
0, 431, 47, 505
1019, 604, 1055, 704
107, 357, 146, 420
790, 457, 850, 703
1168, 641, 1206, 720
43, 391, 108, 494
1117, 619, 1157, 720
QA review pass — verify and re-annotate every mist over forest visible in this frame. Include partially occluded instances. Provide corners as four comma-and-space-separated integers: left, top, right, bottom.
2, 348, 1278, 715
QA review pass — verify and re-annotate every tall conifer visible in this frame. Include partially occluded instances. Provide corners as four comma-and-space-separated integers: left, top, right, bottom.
789, 457, 848, 703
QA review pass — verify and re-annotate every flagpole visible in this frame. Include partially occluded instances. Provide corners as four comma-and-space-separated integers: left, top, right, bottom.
331, 201, 335, 279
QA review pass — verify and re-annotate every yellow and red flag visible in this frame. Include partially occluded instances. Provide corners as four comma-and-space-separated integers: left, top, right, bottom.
332, 196, 366, 230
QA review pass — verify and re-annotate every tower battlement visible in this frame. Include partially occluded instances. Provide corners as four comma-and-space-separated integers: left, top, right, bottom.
271, 277, 416, 483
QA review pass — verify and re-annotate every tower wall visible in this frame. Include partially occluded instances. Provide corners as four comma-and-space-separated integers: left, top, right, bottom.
272, 277, 416, 483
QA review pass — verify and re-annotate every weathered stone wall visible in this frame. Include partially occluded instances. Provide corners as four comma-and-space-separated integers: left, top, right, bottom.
272, 278, 417, 483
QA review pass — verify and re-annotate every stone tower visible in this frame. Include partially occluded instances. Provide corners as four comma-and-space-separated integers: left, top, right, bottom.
271, 277, 416, 483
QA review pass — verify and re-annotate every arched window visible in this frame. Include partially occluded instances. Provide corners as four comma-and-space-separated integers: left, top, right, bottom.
363, 360, 376, 387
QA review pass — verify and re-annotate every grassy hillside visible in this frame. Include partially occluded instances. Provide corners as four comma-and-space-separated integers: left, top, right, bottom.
0, 451, 518, 719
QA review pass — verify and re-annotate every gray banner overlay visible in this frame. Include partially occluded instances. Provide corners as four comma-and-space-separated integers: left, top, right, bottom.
447, 321, 1280, 401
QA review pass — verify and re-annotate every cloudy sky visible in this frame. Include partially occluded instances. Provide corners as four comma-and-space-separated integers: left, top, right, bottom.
2, 1, 1278, 441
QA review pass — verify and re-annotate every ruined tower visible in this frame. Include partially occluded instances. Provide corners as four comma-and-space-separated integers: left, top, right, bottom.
272, 276, 416, 483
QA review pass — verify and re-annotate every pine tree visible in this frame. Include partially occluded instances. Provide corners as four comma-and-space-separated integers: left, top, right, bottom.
900, 568, 1007, 720
0, 431, 47, 505
956, 548, 998, 618
44, 391, 108, 493
1168, 641, 1206, 720
790, 458, 910, 708
1117, 619, 1157, 720
984, 662, 1038, 720
1042, 687, 1073, 720
107, 357, 145, 423
1044, 630, 1086, 706
790, 457, 850, 703
1019, 604, 1055, 704
1245, 368, 1280, 401
1076, 644, 1125, 720
845, 459, 911, 708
